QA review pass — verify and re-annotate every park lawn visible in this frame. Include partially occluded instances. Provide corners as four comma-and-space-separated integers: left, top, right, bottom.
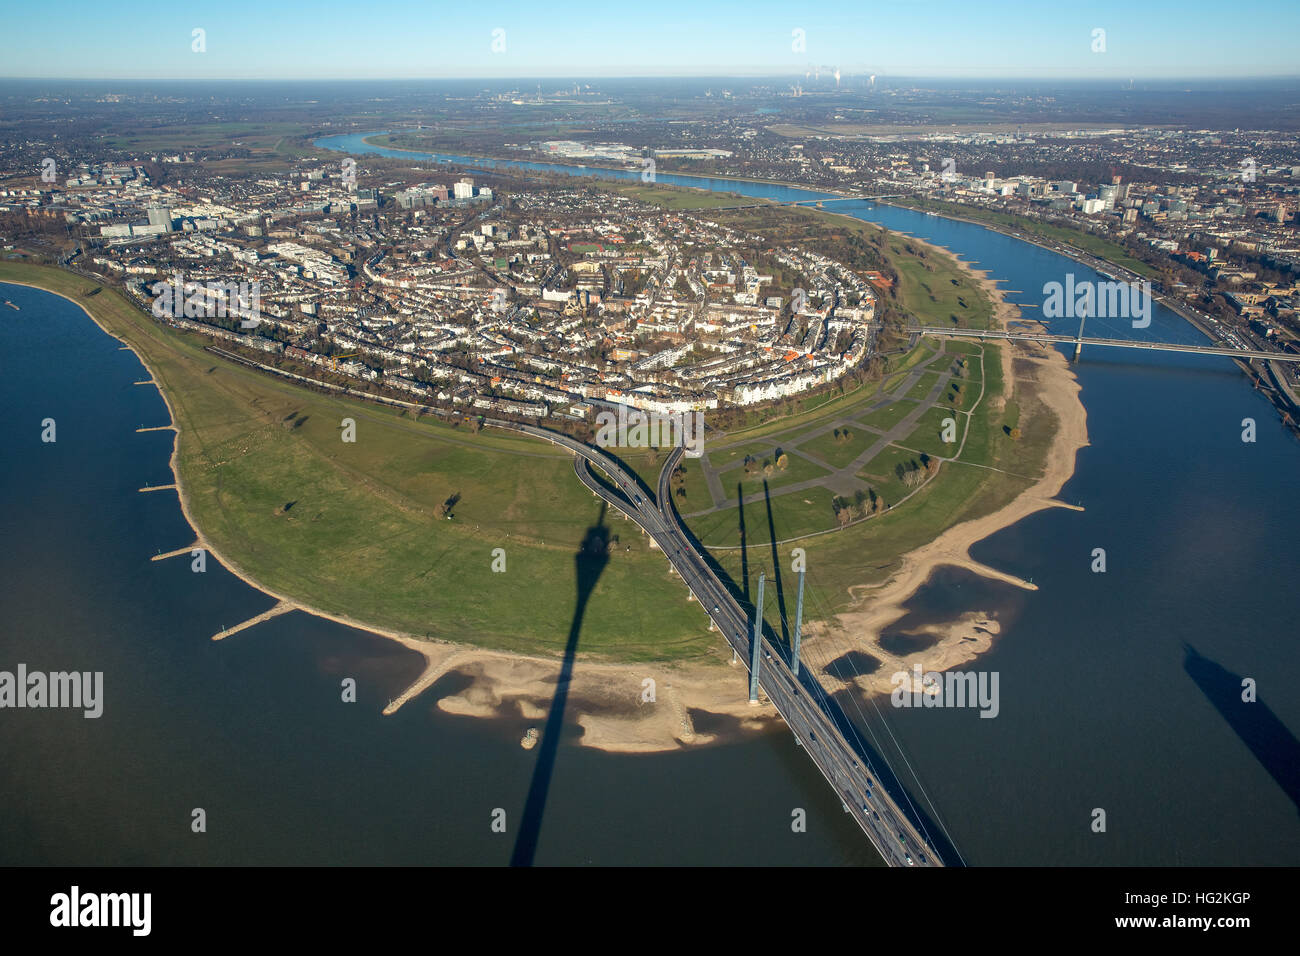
0, 263, 721, 663
712, 340, 939, 443
947, 349, 984, 385
853, 398, 921, 432
706, 437, 791, 473
690, 486, 841, 549
734, 453, 830, 496
943, 378, 972, 409
879, 342, 946, 395
710, 354, 1046, 623
795, 424, 877, 471
902, 369, 944, 401
897, 403, 966, 460
855, 443, 930, 505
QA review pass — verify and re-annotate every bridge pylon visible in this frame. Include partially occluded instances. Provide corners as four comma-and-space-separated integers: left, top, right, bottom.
791, 569, 805, 677
1073, 287, 1089, 362
749, 573, 765, 705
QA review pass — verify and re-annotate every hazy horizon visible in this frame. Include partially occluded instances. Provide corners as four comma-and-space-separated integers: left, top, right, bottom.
3, 0, 1298, 81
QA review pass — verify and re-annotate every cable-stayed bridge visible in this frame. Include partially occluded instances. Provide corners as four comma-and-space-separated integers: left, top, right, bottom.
915, 326, 1300, 363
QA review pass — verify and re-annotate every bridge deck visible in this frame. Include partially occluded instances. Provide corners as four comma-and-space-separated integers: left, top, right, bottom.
496, 420, 943, 867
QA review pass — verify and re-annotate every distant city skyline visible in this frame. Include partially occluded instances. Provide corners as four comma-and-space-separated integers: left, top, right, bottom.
3, 0, 1299, 81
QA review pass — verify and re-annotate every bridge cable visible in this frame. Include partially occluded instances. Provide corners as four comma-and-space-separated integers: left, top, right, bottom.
749, 534, 945, 859
784, 571, 956, 863
760, 504, 968, 865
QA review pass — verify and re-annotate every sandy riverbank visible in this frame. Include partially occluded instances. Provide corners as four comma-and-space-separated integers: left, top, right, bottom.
793, 231, 1090, 697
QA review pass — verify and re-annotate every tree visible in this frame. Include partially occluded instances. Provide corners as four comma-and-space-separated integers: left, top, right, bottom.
776, 452, 789, 470
1009, 426, 1022, 441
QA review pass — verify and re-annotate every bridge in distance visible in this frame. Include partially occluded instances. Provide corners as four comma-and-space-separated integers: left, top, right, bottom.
492, 420, 942, 868
915, 325, 1300, 363
700, 195, 907, 211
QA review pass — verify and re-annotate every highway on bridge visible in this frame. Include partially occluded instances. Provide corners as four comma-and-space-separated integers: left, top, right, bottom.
492, 419, 943, 867
917, 326, 1300, 363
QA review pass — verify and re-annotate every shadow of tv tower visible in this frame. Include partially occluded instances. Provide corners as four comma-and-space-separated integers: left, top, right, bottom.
1183, 643, 1300, 817
510, 502, 611, 866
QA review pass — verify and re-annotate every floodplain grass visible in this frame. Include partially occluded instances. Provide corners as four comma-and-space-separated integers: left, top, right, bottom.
885, 232, 996, 331
601, 180, 757, 210
0, 263, 720, 663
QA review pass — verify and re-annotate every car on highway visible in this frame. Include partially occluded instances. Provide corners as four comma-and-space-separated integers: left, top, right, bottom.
712, 604, 719, 613
904, 853, 914, 866
872, 811, 880, 821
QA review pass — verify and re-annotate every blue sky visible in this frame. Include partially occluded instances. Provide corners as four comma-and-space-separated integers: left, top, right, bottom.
2, 0, 1297, 80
